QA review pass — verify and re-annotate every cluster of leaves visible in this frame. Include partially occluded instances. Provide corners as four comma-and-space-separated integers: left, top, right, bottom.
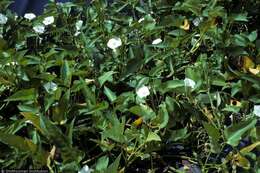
0, 0, 260, 172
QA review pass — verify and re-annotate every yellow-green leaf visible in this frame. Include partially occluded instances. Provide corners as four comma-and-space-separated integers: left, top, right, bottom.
20, 112, 44, 134
146, 132, 161, 142
234, 153, 250, 170
240, 141, 260, 155
5, 88, 36, 101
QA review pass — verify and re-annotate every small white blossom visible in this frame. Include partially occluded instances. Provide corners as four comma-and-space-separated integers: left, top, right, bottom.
43, 16, 54, 25
78, 165, 92, 173
76, 20, 83, 31
43, 81, 58, 93
138, 17, 145, 23
152, 38, 162, 45
107, 37, 122, 50
33, 25, 45, 34
184, 78, 196, 89
253, 105, 260, 117
74, 31, 81, 36
0, 13, 8, 24
192, 17, 201, 27
24, 13, 36, 20
6, 62, 18, 66
136, 86, 150, 98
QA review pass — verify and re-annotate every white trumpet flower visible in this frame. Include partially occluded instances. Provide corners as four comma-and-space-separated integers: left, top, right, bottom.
33, 25, 45, 34
184, 78, 196, 89
107, 37, 122, 50
76, 20, 83, 31
136, 86, 150, 98
24, 13, 36, 20
253, 105, 260, 117
43, 16, 54, 25
0, 13, 8, 24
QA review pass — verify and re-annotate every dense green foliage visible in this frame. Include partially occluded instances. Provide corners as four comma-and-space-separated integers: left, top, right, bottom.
0, 0, 260, 172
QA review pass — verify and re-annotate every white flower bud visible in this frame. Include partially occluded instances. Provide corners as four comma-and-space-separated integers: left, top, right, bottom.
138, 17, 144, 23
78, 165, 92, 173
152, 38, 162, 45
76, 20, 83, 31
74, 31, 81, 36
6, 62, 18, 66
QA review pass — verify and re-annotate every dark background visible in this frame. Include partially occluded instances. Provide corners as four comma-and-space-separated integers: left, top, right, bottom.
9, 0, 71, 16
